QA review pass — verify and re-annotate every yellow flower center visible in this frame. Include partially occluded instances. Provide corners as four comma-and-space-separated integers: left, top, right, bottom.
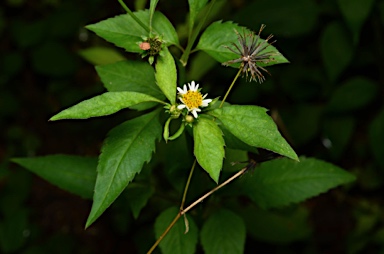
181, 90, 203, 109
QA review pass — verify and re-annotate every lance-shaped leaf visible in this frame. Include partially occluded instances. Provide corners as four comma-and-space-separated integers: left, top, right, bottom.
86, 10, 179, 53
12, 155, 96, 199
154, 207, 198, 254
85, 109, 162, 228
210, 105, 298, 161
193, 117, 225, 183
196, 21, 288, 67
241, 157, 356, 209
50, 92, 164, 121
201, 209, 246, 254
155, 47, 177, 104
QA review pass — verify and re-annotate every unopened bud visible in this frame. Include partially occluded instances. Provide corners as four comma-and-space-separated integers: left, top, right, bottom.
185, 115, 194, 123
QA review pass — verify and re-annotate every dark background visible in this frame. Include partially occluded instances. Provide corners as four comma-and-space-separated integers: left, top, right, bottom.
1, 0, 384, 253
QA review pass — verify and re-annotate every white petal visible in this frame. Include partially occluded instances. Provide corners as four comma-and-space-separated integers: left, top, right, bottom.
177, 87, 185, 94
177, 85, 188, 94
177, 104, 186, 110
191, 110, 198, 118
188, 82, 193, 91
201, 99, 212, 107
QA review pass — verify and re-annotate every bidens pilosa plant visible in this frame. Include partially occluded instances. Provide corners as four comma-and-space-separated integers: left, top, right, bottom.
13, 0, 356, 253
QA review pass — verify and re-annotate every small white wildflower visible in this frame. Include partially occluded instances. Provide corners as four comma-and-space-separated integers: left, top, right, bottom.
177, 81, 212, 118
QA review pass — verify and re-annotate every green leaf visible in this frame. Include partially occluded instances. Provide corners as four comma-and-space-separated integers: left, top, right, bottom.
327, 77, 378, 112
201, 209, 246, 254
321, 22, 354, 82
96, 60, 164, 98
125, 183, 154, 219
241, 157, 356, 208
11, 155, 96, 199
86, 109, 162, 228
86, 10, 179, 53
196, 21, 288, 67
49, 91, 164, 120
188, 0, 209, 34
193, 117, 225, 183
78, 46, 126, 66
369, 109, 384, 169
235, 205, 311, 244
221, 125, 258, 153
96, 59, 164, 111
155, 47, 177, 104
210, 105, 298, 161
337, 0, 375, 44
154, 207, 198, 254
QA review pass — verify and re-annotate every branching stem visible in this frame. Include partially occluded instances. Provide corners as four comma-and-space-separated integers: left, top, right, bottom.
147, 164, 249, 254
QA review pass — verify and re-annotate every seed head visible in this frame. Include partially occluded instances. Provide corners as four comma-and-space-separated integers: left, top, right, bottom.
223, 25, 277, 83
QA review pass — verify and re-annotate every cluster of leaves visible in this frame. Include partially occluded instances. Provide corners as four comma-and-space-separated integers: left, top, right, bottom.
6, 1, 381, 253
43, 0, 303, 228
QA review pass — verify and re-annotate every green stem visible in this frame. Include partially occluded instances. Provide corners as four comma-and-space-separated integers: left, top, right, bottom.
180, 0, 217, 66
118, 0, 150, 34
180, 160, 197, 209
219, 68, 242, 108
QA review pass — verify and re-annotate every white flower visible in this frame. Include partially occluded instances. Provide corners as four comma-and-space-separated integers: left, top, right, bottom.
177, 81, 212, 118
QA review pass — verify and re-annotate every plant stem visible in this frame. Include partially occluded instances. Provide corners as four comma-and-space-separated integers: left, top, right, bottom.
219, 68, 242, 108
180, 160, 196, 209
118, 0, 150, 34
181, 165, 248, 214
147, 212, 181, 254
147, 164, 249, 253
147, 160, 196, 254
180, 0, 216, 66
